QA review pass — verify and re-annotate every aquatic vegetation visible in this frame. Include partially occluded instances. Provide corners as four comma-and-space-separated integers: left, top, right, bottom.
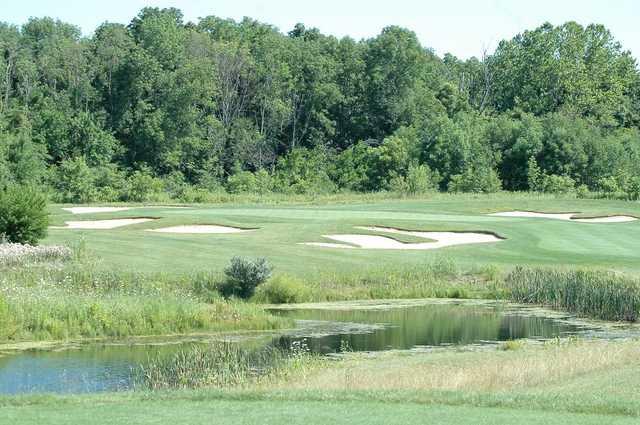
505, 267, 640, 321
136, 341, 315, 390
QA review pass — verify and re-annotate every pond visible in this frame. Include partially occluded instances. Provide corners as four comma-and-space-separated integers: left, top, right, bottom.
0, 300, 625, 395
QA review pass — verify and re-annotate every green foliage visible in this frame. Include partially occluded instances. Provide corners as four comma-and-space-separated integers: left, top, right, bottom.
254, 275, 311, 304
539, 174, 576, 194
0, 10, 639, 200
448, 166, 502, 193
123, 169, 164, 202
53, 157, 98, 203
274, 148, 337, 195
222, 256, 273, 299
226, 167, 273, 195
526, 157, 542, 191
0, 186, 48, 244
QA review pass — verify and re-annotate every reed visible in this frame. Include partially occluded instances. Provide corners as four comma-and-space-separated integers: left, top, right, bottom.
505, 267, 640, 321
135, 342, 312, 390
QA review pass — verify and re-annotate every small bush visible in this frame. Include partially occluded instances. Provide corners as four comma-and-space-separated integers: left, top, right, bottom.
53, 157, 98, 203
254, 275, 310, 304
124, 169, 164, 202
540, 174, 576, 194
448, 166, 502, 193
226, 170, 257, 194
0, 186, 49, 244
500, 339, 526, 351
406, 164, 440, 194
221, 256, 272, 299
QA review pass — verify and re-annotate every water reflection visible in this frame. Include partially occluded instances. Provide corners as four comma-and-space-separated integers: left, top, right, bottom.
270, 303, 582, 353
0, 302, 587, 394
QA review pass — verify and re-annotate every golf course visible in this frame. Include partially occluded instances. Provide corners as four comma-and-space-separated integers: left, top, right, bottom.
2, 193, 640, 425
44, 194, 640, 274
2, 1, 640, 423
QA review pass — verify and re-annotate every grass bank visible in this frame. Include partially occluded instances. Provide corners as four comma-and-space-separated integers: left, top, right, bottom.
0, 258, 288, 342
2, 339, 640, 424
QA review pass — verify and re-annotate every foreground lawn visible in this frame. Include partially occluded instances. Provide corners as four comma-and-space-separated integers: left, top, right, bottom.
45, 194, 640, 275
4, 340, 640, 424
6, 398, 636, 425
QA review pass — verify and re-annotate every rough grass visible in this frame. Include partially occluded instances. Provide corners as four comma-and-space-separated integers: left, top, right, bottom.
272, 339, 640, 393
0, 260, 288, 342
3, 340, 640, 424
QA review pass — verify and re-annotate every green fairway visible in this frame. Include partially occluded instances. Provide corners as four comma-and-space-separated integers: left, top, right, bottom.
45, 195, 640, 275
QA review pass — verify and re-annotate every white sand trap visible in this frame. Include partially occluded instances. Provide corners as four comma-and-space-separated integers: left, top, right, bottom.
146, 225, 252, 234
51, 218, 154, 230
302, 227, 502, 250
490, 211, 637, 223
63, 207, 132, 214
302, 242, 356, 249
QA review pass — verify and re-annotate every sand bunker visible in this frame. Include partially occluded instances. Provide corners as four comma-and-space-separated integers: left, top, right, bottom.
51, 218, 154, 230
146, 225, 253, 234
490, 211, 637, 223
302, 226, 502, 250
62, 207, 132, 214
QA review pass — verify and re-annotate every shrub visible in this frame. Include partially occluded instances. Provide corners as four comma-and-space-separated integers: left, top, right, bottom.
500, 339, 526, 351
540, 174, 575, 194
253, 169, 274, 194
226, 170, 257, 193
221, 257, 272, 299
448, 166, 502, 193
179, 187, 219, 203
254, 275, 310, 304
405, 164, 440, 194
0, 186, 49, 244
627, 176, 640, 201
53, 157, 98, 203
387, 174, 409, 194
526, 157, 542, 191
124, 169, 164, 202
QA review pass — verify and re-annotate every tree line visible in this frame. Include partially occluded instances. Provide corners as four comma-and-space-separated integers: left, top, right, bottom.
1, 7, 639, 202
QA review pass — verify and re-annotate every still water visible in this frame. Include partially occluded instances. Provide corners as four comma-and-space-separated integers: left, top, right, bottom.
0, 301, 590, 394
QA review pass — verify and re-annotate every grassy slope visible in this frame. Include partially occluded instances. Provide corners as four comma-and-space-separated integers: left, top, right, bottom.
45, 194, 640, 274
4, 341, 640, 424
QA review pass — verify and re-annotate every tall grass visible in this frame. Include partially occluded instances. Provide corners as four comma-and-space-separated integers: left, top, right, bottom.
0, 242, 72, 267
0, 260, 288, 342
505, 267, 640, 321
136, 342, 313, 390
300, 258, 500, 302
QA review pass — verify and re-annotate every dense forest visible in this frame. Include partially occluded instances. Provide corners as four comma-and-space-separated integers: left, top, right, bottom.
1, 7, 639, 203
